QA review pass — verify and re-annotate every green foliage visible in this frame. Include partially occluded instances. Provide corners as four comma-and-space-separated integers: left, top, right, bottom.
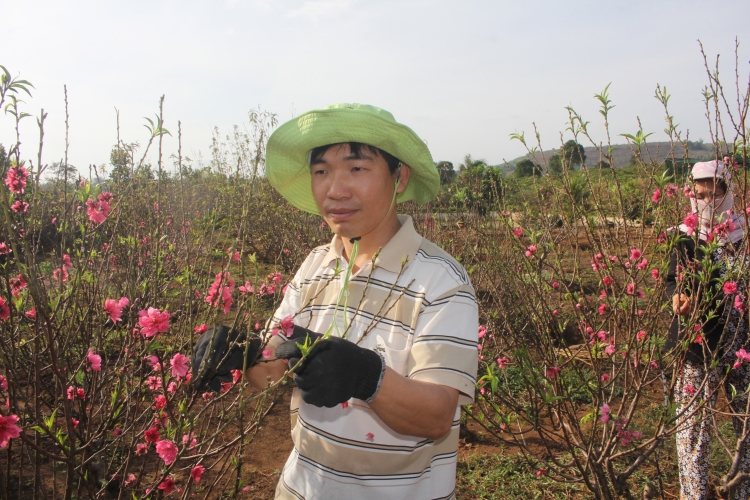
457, 453, 582, 499
514, 158, 542, 178
548, 154, 562, 175
436, 161, 457, 185
561, 140, 586, 169
452, 161, 505, 214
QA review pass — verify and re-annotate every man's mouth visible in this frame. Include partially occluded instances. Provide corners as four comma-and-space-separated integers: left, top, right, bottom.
327, 209, 357, 222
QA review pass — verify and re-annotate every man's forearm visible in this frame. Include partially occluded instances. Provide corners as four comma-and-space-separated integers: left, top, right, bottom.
368, 367, 459, 440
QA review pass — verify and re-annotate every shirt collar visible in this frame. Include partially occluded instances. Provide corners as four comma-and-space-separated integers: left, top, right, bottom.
322, 215, 423, 273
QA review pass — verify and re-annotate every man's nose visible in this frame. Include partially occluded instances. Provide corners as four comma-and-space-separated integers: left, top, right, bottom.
326, 171, 352, 200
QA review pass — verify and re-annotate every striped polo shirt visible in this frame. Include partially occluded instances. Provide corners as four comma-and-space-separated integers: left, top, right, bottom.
269, 215, 478, 500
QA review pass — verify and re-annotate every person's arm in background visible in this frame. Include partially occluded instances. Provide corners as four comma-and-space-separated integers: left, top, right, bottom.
665, 237, 693, 316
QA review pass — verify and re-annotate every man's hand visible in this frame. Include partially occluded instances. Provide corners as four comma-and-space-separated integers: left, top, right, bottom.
275, 335, 384, 408
192, 326, 261, 392
672, 293, 692, 316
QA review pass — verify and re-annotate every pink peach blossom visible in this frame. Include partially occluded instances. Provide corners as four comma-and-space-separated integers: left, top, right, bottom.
5, 166, 28, 194
205, 272, 234, 314
683, 213, 699, 235
158, 477, 175, 494
170, 353, 190, 378
104, 299, 123, 323
0, 298, 10, 322
138, 308, 171, 338
87, 350, 102, 372
156, 440, 178, 465
191, 465, 205, 482
0, 414, 21, 448
10, 200, 29, 213
478, 325, 486, 339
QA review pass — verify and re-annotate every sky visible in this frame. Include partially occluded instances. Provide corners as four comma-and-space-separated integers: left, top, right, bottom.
1, 0, 748, 176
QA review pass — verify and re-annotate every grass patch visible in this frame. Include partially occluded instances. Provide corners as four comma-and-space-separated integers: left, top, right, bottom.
456, 452, 584, 499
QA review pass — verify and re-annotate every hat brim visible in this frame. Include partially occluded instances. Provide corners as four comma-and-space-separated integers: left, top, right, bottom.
266, 106, 438, 215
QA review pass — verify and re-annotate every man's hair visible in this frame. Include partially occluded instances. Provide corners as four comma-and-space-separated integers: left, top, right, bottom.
309, 142, 401, 174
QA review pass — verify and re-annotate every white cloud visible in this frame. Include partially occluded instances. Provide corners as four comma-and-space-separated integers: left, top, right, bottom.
286, 0, 355, 21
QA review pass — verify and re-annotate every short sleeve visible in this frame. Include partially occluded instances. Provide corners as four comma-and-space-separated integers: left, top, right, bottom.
407, 283, 479, 405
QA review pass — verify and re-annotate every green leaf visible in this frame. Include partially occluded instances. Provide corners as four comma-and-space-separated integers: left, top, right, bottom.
148, 340, 165, 352
44, 409, 58, 430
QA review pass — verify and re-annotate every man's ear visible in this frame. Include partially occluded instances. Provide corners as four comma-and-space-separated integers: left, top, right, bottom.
396, 164, 411, 194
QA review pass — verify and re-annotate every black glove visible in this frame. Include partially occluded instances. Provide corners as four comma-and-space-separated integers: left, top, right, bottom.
275, 334, 385, 408
192, 326, 261, 392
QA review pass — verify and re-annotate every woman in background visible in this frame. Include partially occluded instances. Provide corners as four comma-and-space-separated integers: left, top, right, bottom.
666, 158, 750, 499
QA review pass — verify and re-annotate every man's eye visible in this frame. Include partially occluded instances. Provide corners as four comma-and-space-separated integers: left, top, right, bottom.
313, 169, 326, 175
352, 166, 364, 172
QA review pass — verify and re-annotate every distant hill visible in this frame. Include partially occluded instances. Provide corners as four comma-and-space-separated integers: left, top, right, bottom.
506, 141, 717, 172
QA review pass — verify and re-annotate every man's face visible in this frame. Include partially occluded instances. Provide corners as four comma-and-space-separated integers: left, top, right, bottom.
310, 144, 401, 239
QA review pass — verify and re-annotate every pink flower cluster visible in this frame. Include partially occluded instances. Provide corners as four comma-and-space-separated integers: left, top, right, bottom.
599, 403, 611, 422
156, 439, 178, 465
5, 166, 28, 194
617, 427, 643, 446
272, 315, 295, 337
735, 295, 747, 314
10, 200, 28, 213
85, 192, 113, 224
0, 415, 22, 448
53, 254, 73, 282
734, 349, 750, 369
683, 213, 699, 236
723, 281, 738, 295
170, 353, 190, 378
9, 274, 27, 298
240, 273, 283, 297
67, 386, 85, 400
0, 298, 10, 322
87, 350, 102, 372
591, 253, 607, 272
625, 282, 645, 299
206, 272, 234, 314
137, 308, 171, 338
104, 297, 130, 323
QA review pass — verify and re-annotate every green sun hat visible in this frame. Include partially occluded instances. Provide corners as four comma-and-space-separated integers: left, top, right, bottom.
265, 103, 439, 215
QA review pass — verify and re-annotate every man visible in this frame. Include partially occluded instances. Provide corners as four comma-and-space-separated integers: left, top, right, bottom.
193, 103, 478, 499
